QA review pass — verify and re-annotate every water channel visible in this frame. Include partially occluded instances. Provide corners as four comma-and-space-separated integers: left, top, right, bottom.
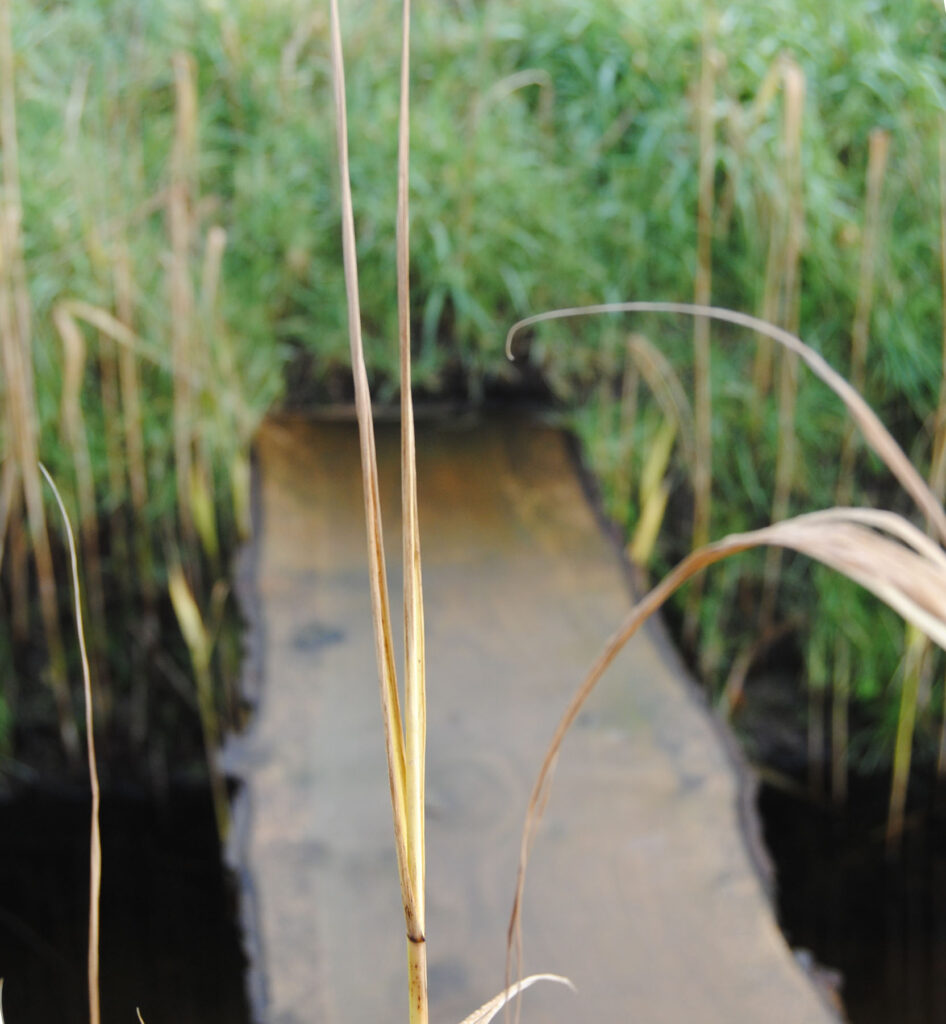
1, 416, 944, 1022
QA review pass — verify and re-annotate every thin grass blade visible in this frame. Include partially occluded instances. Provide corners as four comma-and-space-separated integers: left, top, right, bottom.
39, 464, 101, 1024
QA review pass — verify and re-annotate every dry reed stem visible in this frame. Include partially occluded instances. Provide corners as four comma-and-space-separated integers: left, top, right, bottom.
0, 452, 16, 573
751, 216, 783, 402
0, 0, 76, 758
6, 488, 28, 641
54, 306, 109, 702
396, 2, 429, 1019
760, 59, 805, 631
113, 239, 155, 602
837, 128, 890, 504
39, 464, 101, 1024
834, 127, 889, 809
169, 52, 198, 554
328, 0, 417, 946
718, 54, 783, 234
613, 338, 640, 508
683, 15, 717, 652
933, 121, 946, 499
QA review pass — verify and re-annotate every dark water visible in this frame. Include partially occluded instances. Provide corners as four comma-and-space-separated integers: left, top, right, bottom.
0, 784, 251, 1024
760, 784, 946, 1024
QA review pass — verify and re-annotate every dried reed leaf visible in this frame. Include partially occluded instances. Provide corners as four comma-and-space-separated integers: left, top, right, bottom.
328, 0, 415, 935
506, 301, 946, 540
39, 464, 101, 1024
507, 504, 946, 993
457, 974, 574, 1024
0, 977, 5, 1024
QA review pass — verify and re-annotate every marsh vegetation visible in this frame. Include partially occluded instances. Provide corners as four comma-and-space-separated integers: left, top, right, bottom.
3, 0, 946, 1020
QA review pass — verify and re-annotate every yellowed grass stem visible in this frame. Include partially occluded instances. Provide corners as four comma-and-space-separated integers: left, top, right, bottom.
396, 0, 428, 1019
39, 464, 101, 1024
328, 0, 416, 951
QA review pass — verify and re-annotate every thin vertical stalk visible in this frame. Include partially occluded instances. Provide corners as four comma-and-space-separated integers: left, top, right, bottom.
750, 219, 783, 406
683, 12, 716, 654
169, 52, 198, 556
54, 307, 110, 715
760, 60, 805, 629
932, 122, 946, 498
888, 629, 925, 854
614, 336, 641, 519
937, 123, 946, 785
40, 465, 101, 1024
834, 128, 889, 807
831, 639, 850, 805
328, 0, 417, 960
837, 128, 890, 504
396, 1, 428, 1021
7, 486, 29, 642
113, 239, 155, 605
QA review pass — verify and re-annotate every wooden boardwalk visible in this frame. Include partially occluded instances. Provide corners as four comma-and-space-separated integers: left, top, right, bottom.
227, 414, 839, 1024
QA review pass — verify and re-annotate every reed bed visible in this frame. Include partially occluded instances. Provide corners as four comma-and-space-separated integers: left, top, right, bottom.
2, 0, 946, 1020
0, 0, 944, 968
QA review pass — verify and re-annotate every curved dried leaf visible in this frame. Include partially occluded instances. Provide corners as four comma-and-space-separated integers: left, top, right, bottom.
508, 505, 946, 995
0, 978, 5, 1024
506, 301, 946, 542
457, 973, 575, 1024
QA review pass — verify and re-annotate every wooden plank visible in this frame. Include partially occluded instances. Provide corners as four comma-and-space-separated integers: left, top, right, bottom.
227, 414, 838, 1024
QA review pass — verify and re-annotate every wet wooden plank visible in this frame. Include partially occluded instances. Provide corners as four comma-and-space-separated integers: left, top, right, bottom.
228, 413, 838, 1024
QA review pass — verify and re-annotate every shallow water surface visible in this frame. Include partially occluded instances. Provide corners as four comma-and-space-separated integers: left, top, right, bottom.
0, 784, 250, 1024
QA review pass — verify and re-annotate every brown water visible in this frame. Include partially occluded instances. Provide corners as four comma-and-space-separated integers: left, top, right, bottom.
0, 784, 250, 1024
